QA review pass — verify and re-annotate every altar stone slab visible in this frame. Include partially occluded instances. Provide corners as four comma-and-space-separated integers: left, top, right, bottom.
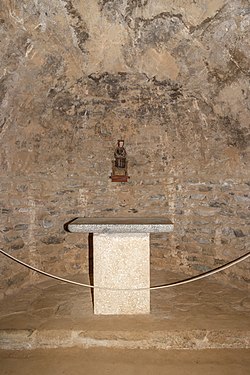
68, 217, 173, 315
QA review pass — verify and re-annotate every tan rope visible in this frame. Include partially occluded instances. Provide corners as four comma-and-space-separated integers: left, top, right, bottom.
0, 248, 249, 291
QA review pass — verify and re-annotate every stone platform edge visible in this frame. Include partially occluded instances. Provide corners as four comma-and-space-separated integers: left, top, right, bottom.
0, 329, 249, 350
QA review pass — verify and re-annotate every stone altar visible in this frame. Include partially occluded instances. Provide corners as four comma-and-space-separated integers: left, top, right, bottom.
68, 218, 173, 315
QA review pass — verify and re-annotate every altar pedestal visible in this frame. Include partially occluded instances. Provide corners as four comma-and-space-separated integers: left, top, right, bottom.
68, 218, 173, 315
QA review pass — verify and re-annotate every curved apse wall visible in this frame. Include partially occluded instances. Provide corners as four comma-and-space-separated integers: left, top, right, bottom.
0, 0, 249, 296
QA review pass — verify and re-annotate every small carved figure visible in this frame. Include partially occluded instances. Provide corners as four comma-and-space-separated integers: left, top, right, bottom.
111, 140, 129, 182
114, 140, 126, 169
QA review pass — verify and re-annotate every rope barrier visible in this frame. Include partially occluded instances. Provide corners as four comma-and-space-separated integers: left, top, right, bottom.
0, 248, 249, 291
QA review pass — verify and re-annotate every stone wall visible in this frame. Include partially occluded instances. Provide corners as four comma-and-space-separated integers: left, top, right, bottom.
0, 0, 249, 296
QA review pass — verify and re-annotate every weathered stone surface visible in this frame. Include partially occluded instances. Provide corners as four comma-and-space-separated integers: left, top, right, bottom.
0, 269, 249, 349
0, 0, 249, 295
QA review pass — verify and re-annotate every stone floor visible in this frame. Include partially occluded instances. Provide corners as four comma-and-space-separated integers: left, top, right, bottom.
0, 269, 249, 350
1, 348, 250, 375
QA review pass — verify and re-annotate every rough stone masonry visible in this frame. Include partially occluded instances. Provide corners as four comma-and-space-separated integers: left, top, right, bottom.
0, 0, 249, 297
